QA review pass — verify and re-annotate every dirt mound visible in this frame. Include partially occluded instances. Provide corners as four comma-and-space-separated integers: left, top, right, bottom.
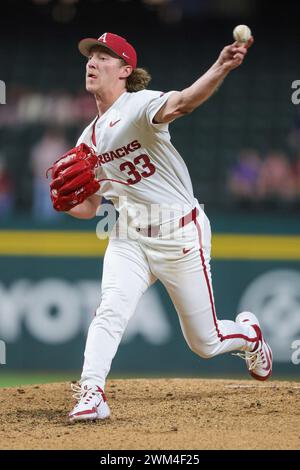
0, 378, 299, 450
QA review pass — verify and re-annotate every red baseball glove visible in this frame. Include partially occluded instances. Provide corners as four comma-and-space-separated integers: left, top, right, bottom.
47, 143, 101, 212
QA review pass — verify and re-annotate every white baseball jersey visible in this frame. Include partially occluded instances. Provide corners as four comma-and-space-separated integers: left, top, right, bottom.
76, 90, 197, 226
76, 91, 265, 396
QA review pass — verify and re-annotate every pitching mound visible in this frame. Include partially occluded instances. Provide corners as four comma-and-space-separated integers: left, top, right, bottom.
0, 378, 299, 450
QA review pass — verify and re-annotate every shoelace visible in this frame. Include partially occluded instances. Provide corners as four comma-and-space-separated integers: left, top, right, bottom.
232, 343, 265, 371
71, 383, 83, 401
71, 383, 98, 403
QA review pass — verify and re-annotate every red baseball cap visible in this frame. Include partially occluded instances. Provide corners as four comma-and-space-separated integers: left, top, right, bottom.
78, 32, 137, 69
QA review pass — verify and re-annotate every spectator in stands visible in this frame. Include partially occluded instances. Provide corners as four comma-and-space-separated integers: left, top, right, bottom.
292, 154, 300, 200
257, 150, 296, 203
227, 149, 262, 205
30, 128, 69, 220
0, 154, 14, 217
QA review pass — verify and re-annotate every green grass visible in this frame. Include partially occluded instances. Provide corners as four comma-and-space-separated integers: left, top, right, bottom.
0, 371, 299, 388
0, 372, 79, 388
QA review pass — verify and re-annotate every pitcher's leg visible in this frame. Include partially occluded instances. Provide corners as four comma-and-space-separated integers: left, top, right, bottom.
164, 256, 259, 359
158, 214, 259, 359
81, 238, 155, 389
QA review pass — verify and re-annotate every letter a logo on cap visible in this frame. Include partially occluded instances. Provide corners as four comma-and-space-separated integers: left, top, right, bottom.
99, 33, 107, 43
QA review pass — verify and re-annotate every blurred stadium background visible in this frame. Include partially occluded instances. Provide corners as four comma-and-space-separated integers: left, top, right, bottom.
0, 0, 300, 386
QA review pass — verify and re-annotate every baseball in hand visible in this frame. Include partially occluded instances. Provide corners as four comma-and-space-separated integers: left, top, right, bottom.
233, 25, 252, 44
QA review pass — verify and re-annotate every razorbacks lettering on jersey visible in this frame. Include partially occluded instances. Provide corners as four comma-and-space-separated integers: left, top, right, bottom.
76, 89, 197, 227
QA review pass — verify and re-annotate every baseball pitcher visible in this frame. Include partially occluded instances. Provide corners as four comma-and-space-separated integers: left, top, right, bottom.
48, 32, 272, 422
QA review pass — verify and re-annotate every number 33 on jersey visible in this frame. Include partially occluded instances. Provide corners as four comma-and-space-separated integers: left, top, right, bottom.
76, 89, 196, 225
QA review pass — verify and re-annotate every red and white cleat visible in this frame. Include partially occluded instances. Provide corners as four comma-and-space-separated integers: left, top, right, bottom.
69, 383, 110, 422
234, 311, 273, 381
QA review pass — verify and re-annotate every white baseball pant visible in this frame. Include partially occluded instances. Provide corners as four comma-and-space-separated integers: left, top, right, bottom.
81, 207, 259, 389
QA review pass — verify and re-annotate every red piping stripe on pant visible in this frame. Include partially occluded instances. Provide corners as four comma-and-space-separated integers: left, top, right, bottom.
194, 219, 259, 345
